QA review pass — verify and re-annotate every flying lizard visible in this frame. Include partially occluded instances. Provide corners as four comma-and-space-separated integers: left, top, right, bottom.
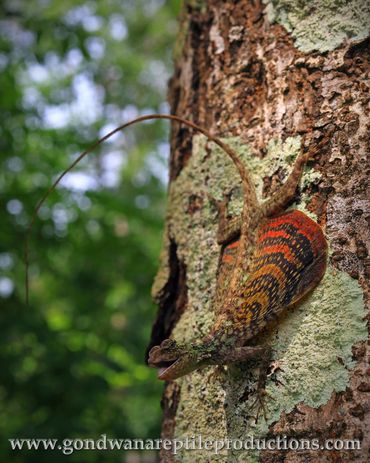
25, 114, 327, 388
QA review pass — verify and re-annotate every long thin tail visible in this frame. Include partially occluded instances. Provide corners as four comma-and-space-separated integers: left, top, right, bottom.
24, 114, 252, 304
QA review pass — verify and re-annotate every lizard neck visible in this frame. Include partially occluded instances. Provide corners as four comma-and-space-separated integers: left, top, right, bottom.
205, 315, 247, 351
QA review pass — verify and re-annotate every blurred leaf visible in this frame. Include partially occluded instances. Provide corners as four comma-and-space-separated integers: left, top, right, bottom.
0, 1, 180, 461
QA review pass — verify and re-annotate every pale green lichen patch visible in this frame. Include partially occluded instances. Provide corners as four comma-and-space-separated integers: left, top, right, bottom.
168, 136, 248, 343
156, 134, 366, 461
250, 268, 367, 437
263, 0, 370, 53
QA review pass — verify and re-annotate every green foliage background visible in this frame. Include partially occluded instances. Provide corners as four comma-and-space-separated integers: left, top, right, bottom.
0, 1, 180, 461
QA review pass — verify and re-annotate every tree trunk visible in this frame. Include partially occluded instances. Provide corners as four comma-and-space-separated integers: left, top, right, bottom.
149, 1, 369, 462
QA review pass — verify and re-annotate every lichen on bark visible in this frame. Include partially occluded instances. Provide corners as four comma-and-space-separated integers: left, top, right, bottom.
153, 1, 369, 461
153, 135, 367, 462
263, 0, 370, 52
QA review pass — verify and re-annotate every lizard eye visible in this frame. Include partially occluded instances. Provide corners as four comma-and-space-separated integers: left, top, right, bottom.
161, 339, 177, 350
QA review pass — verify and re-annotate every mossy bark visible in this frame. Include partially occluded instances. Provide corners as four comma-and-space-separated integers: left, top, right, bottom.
149, 1, 369, 462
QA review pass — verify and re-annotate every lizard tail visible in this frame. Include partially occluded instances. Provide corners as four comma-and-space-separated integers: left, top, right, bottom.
24, 114, 252, 304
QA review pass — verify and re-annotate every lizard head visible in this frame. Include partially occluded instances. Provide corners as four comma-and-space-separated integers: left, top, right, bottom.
148, 338, 213, 380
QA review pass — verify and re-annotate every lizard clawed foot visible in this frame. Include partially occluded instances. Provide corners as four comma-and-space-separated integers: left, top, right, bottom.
248, 347, 274, 423
250, 387, 272, 423
269, 359, 283, 375
207, 191, 233, 215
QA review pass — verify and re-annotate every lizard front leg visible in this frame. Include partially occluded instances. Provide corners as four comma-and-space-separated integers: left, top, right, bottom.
212, 344, 273, 422
248, 347, 273, 422
208, 345, 268, 364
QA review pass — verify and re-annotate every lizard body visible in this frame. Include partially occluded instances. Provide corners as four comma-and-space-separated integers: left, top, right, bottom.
25, 114, 327, 384
148, 131, 328, 380
212, 210, 327, 341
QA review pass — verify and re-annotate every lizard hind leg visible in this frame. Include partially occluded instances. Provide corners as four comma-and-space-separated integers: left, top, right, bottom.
208, 190, 241, 245
261, 151, 309, 218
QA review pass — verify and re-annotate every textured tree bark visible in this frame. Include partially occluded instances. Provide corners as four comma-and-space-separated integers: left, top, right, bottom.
148, 1, 369, 462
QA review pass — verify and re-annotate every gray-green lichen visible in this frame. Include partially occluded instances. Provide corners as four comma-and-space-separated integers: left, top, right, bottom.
155, 135, 367, 462
263, 0, 370, 53
261, 268, 366, 423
